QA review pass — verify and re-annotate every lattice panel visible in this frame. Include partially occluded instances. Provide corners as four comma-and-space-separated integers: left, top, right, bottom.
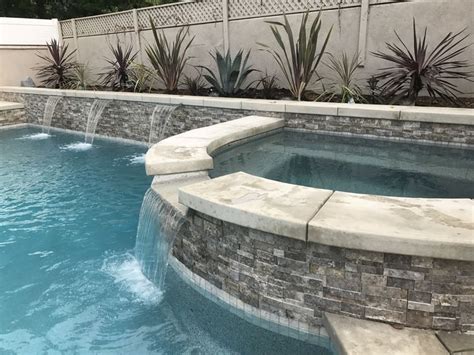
138, 0, 222, 30
75, 11, 134, 37
60, 20, 73, 38
228, 0, 362, 19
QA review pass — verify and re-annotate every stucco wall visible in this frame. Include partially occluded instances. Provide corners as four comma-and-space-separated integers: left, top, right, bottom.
0, 47, 49, 86
62, 0, 473, 95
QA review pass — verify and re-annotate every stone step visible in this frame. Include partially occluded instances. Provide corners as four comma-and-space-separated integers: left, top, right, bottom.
323, 312, 449, 355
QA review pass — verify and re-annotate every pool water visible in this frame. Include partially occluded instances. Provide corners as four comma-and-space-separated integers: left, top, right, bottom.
0, 127, 332, 354
211, 130, 474, 198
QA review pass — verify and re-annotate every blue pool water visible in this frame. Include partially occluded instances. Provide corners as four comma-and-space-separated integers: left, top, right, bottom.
211, 130, 474, 198
0, 127, 332, 354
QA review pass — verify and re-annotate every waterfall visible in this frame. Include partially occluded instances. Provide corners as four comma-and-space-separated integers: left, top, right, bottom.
41, 96, 61, 133
84, 100, 108, 144
148, 105, 177, 146
134, 189, 184, 290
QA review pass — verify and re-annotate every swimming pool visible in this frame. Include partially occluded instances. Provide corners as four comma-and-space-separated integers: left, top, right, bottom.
211, 130, 474, 198
0, 127, 332, 354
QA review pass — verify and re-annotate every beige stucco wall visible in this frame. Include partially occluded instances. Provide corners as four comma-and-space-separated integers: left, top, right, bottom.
0, 47, 49, 86
58, 0, 474, 95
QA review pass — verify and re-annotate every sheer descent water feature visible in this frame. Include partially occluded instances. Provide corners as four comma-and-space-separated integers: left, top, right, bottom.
41, 96, 61, 134
134, 189, 184, 291
148, 105, 177, 146
84, 100, 108, 144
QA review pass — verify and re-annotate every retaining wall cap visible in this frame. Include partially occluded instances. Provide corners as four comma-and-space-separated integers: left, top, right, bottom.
145, 115, 284, 176
1, 87, 473, 125
178, 172, 333, 240
0, 101, 24, 111
309, 191, 474, 261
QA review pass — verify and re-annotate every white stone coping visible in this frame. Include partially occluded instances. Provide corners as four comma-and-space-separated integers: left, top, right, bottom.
145, 116, 285, 175
177, 172, 474, 261
0, 100, 24, 111
179, 172, 333, 240
1, 86, 473, 126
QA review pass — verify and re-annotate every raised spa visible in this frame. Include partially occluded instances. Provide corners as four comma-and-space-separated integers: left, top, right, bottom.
211, 130, 474, 198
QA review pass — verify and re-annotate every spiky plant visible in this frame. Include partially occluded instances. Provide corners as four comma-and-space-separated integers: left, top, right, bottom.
68, 63, 94, 90
146, 18, 194, 93
319, 52, 365, 103
200, 49, 256, 97
36, 39, 77, 89
182, 69, 207, 96
101, 41, 137, 90
256, 72, 279, 99
372, 19, 472, 105
129, 64, 158, 93
259, 11, 332, 101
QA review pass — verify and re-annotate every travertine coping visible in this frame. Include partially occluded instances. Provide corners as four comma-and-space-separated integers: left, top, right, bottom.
0, 100, 23, 111
145, 116, 285, 175
179, 172, 333, 240
177, 172, 474, 261
1, 86, 473, 126
309, 192, 474, 261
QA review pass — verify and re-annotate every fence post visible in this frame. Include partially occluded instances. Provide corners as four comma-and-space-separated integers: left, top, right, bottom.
222, 0, 230, 52
71, 19, 80, 62
357, 0, 370, 66
132, 9, 143, 64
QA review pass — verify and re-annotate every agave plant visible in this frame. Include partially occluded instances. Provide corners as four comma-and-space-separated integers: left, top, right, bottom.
36, 39, 77, 89
200, 49, 256, 97
146, 18, 194, 93
319, 52, 365, 103
101, 41, 137, 90
259, 11, 332, 101
372, 19, 472, 105
129, 64, 157, 93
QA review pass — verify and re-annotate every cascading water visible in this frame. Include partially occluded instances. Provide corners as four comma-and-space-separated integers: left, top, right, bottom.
148, 105, 177, 146
84, 100, 108, 144
41, 96, 61, 134
134, 188, 184, 290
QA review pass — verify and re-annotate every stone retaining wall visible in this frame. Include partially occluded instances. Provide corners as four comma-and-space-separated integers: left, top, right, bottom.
172, 209, 474, 332
0, 108, 25, 127
0, 91, 472, 146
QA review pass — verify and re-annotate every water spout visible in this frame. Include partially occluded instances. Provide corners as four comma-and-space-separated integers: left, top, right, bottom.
42, 96, 61, 134
85, 100, 108, 144
148, 105, 177, 147
134, 189, 183, 290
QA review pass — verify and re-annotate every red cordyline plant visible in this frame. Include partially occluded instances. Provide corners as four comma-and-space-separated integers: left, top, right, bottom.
373, 19, 472, 105
36, 39, 77, 88
101, 41, 138, 90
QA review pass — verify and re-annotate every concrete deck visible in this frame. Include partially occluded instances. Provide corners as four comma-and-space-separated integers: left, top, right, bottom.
324, 313, 449, 355
145, 116, 284, 175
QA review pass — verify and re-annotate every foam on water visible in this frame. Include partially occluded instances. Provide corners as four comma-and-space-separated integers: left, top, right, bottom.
60, 142, 93, 151
127, 153, 146, 165
18, 133, 51, 140
102, 253, 163, 306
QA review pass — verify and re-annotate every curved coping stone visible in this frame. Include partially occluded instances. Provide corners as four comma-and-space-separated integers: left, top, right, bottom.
145, 116, 285, 176
2, 86, 474, 126
0, 101, 24, 110
178, 172, 333, 240
309, 192, 474, 261
178, 172, 474, 261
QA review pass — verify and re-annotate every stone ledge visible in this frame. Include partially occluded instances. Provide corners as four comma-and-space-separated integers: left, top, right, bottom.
323, 313, 448, 355
145, 115, 284, 175
308, 192, 474, 261
0, 101, 24, 111
1, 86, 473, 126
178, 172, 333, 240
